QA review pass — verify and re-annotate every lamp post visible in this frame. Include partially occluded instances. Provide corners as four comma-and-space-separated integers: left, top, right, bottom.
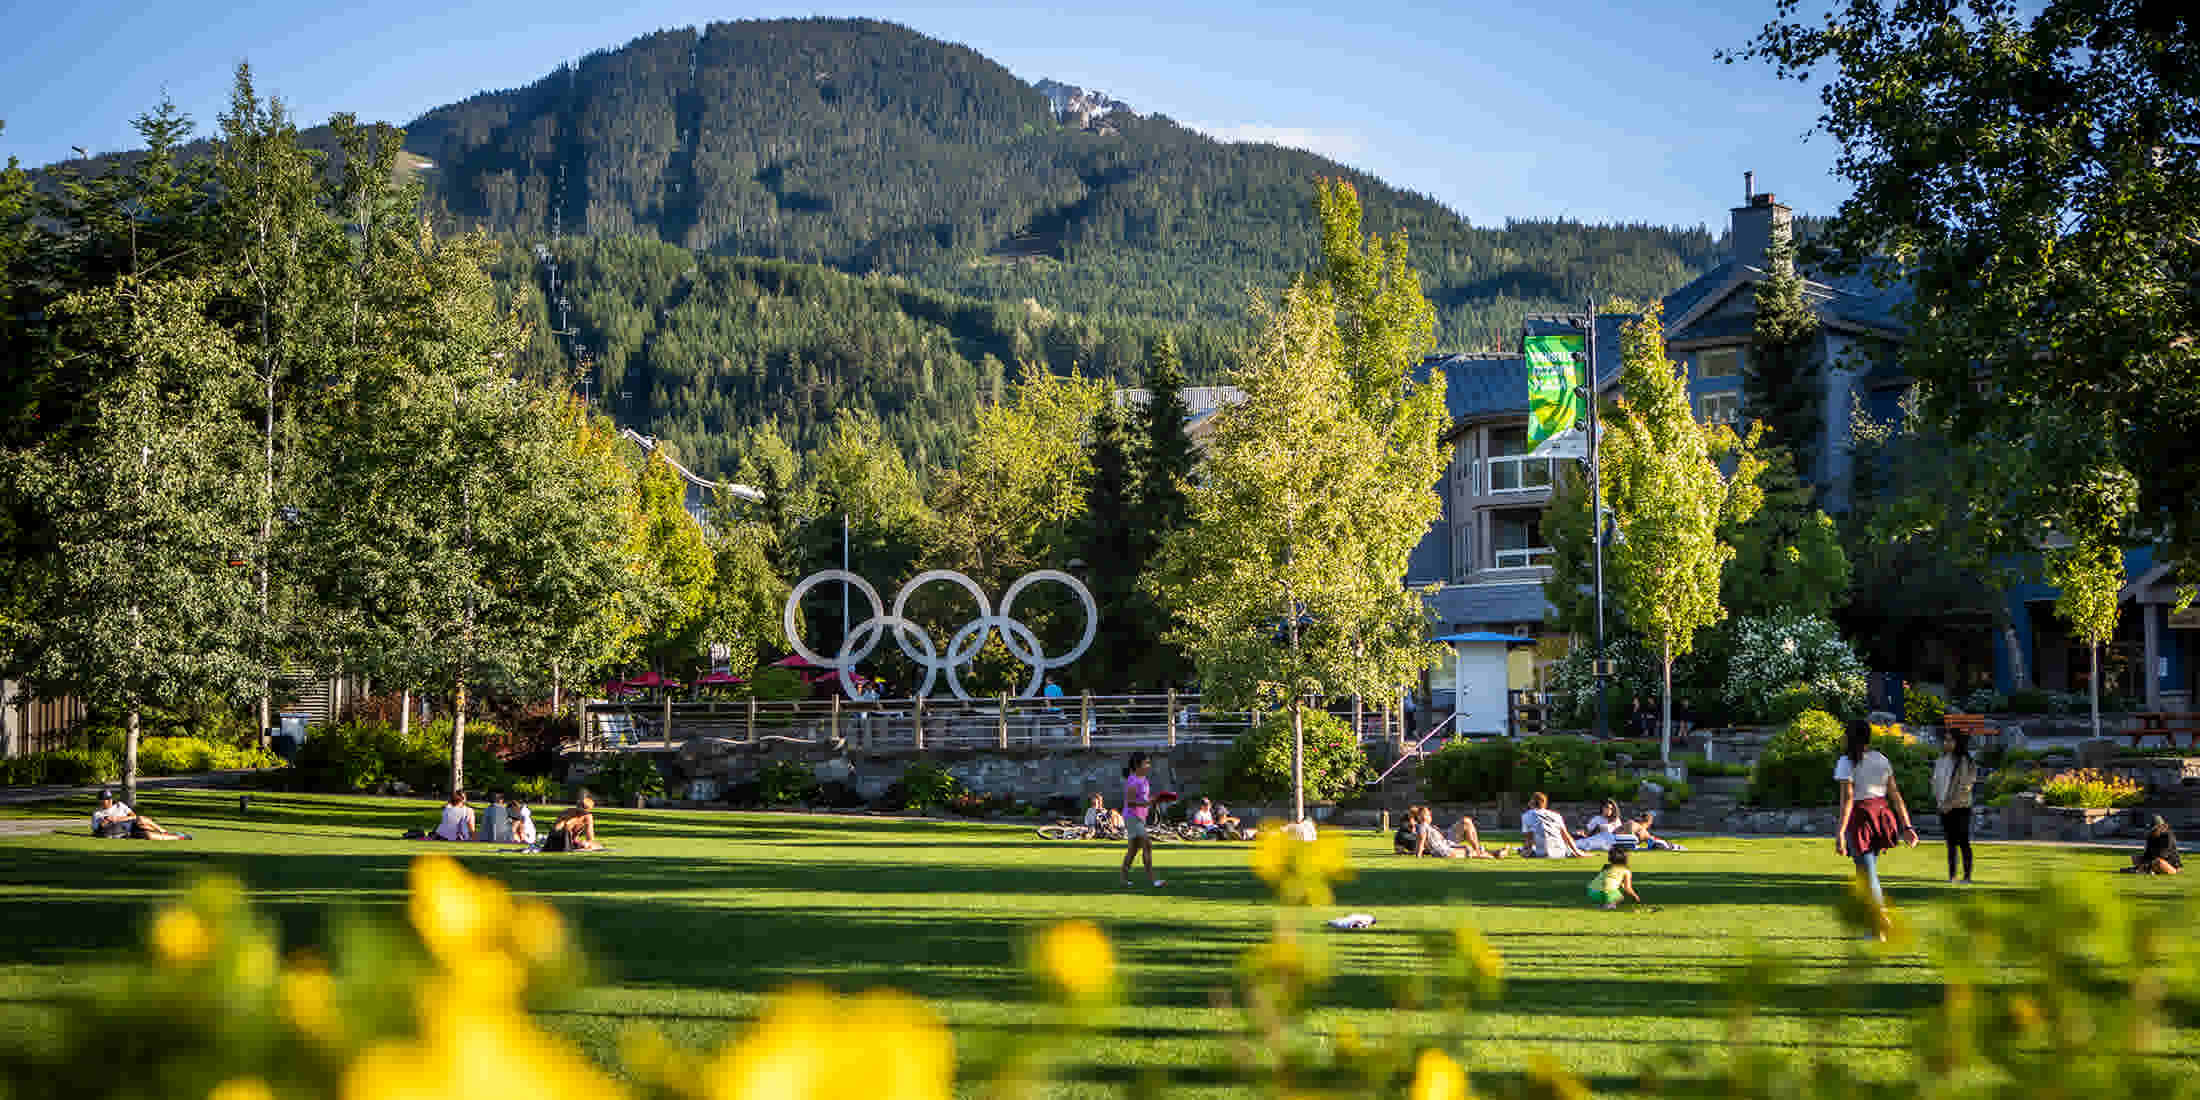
1574, 307, 1610, 741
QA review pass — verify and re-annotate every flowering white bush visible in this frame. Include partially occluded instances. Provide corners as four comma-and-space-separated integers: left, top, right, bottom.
1722, 612, 1867, 722
1546, 635, 1659, 729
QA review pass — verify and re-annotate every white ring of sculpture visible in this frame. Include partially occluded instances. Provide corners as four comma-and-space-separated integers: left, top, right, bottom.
782, 568, 1099, 701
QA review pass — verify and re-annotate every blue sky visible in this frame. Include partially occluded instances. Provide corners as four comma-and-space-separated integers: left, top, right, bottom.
0, 0, 1844, 229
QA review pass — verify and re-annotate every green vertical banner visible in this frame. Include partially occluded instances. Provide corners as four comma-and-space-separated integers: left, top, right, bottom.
1524, 331, 1586, 449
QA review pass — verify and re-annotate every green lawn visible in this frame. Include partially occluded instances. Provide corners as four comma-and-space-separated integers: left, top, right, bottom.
0, 789, 2191, 1097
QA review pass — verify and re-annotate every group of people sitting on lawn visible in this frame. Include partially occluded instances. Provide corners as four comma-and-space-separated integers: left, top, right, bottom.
1079, 792, 1248, 839
416, 789, 602, 851
1398, 794, 1683, 860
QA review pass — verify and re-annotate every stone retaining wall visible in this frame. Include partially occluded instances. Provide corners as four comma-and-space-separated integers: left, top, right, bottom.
659, 738, 1232, 807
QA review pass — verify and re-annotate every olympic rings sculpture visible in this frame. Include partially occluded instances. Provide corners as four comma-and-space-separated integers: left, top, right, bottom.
782, 568, 1098, 701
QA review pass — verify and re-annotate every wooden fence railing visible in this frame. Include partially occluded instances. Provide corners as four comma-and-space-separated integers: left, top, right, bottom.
572, 692, 1416, 755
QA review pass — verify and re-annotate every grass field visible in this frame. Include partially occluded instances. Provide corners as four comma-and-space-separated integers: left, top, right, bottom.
0, 789, 2192, 1097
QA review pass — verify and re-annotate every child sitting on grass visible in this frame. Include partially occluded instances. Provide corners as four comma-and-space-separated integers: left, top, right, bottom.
1588, 849, 1642, 910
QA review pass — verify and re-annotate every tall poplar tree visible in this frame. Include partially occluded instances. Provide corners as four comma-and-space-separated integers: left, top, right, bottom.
1601, 306, 1764, 761
1157, 180, 1448, 821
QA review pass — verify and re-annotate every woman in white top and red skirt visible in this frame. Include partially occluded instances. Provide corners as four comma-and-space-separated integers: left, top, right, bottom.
1833, 719, 1917, 915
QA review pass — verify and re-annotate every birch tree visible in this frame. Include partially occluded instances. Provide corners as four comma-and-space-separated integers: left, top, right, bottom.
1601, 305, 1764, 761
1156, 181, 1448, 821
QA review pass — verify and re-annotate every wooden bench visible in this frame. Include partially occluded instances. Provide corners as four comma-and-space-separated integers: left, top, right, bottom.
1942, 713, 1994, 747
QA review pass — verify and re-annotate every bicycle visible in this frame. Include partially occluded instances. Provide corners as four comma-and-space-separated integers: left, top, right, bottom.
1036, 821, 1122, 841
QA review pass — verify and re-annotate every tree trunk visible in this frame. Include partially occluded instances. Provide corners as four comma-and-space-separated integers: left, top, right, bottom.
399, 688, 411, 739
552, 660, 563, 721
258, 369, 274, 744
2090, 641, 2102, 741
449, 676, 468, 796
124, 702, 141, 803
1660, 649, 1674, 764
1291, 696, 1305, 825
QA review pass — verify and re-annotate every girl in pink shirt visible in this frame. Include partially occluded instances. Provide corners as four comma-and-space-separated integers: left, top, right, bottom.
1119, 751, 1164, 888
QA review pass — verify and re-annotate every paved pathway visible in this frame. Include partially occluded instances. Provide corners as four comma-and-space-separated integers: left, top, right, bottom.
0, 818, 77, 838
0, 769, 254, 807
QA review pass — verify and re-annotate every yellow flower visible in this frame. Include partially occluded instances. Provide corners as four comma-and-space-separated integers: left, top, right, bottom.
1409, 1048, 1471, 1100
1451, 925, 1506, 997
506, 899, 568, 965
1250, 824, 1355, 907
151, 907, 213, 966
1033, 920, 1115, 1002
207, 1079, 275, 1100
408, 854, 511, 963
281, 963, 340, 1045
705, 985, 952, 1100
1523, 1055, 1588, 1100
343, 1009, 628, 1100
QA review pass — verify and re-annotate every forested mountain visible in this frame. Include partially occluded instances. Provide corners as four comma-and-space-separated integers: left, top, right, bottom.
489, 234, 1247, 479
406, 17, 1724, 351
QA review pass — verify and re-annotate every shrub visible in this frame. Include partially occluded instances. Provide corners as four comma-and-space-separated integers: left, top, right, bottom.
1507, 736, 1606, 801
586, 753, 665, 805
1676, 754, 1751, 778
1545, 636, 1660, 729
2004, 688, 2056, 715
898, 762, 961, 810
289, 719, 509, 794
1982, 765, 2043, 804
1420, 738, 1515, 802
2039, 768, 2145, 809
1763, 683, 1826, 726
1584, 772, 1644, 802
756, 760, 821, 807
1903, 687, 1948, 727
1214, 709, 1368, 805
507, 775, 564, 804
1597, 739, 1662, 763
1721, 613, 1868, 723
0, 748, 121, 787
739, 667, 810, 702
1747, 709, 1845, 807
1959, 688, 2006, 714
1654, 777, 1693, 807
137, 736, 281, 776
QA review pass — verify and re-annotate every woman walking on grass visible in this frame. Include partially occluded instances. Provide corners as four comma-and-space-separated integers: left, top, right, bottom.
1834, 719, 1917, 927
1119, 751, 1164, 888
1932, 731, 1978, 883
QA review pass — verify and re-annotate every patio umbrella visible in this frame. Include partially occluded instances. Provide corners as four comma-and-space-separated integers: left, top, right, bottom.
772, 654, 821, 669
694, 671, 747, 686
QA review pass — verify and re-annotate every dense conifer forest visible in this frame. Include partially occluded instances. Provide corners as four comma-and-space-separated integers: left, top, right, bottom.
27, 17, 1732, 477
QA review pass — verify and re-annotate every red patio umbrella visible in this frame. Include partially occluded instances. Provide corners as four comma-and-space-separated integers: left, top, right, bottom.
693, 671, 747, 686
772, 654, 821, 669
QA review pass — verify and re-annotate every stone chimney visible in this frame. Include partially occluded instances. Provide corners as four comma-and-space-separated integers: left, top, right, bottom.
1731, 181, 1792, 274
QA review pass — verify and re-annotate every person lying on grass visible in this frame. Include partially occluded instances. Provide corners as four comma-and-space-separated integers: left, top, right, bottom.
91, 790, 188, 840
1625, 812, 1685, 852
1587, 849, 1642, 910
543, 793, 601, 852
1211, 801, 1245, 839
1573, 799, 1626, 852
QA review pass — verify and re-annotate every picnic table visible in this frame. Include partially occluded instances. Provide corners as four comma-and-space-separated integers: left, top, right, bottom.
2128, 712, 2200, 750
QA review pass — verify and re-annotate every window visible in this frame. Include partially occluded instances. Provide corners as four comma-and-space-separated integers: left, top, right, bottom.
1699, 392, 1741, 425
1490, 508, 1553, 570
1697, 347, 1742, 379
1483, 425, 1555, 493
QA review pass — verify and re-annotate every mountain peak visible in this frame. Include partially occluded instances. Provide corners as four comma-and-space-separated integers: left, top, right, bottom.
1034, 78, 1133, 132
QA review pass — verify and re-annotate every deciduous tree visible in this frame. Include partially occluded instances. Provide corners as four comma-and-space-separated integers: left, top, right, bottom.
1601, 306, 1764, 760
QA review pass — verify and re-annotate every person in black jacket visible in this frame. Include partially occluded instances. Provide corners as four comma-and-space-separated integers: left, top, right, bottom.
2124, 814, 2182, 875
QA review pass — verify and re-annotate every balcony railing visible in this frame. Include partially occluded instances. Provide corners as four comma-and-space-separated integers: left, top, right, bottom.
1492, 546, 1556, 569
1483, 455, 1556, 493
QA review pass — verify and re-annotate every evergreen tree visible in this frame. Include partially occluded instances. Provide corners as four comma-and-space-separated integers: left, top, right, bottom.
1744, 232, 1823, 478
1136, 333, 1195, 542
1074, 398, 1142, 692
1720, 445, 1849, 620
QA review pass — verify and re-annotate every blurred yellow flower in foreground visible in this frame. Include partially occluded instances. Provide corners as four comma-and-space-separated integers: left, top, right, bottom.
1034, 920, 1115, 1002
344, 1012, 628, 1100
151, 907, 212, 966
705, 985, 952, 1100
1409, 1048, 1470, 1100
206, 1078, 275, 1100
281, 963, 340, 1046
1251, 823, 1355, 906
409, 853, 510, 963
